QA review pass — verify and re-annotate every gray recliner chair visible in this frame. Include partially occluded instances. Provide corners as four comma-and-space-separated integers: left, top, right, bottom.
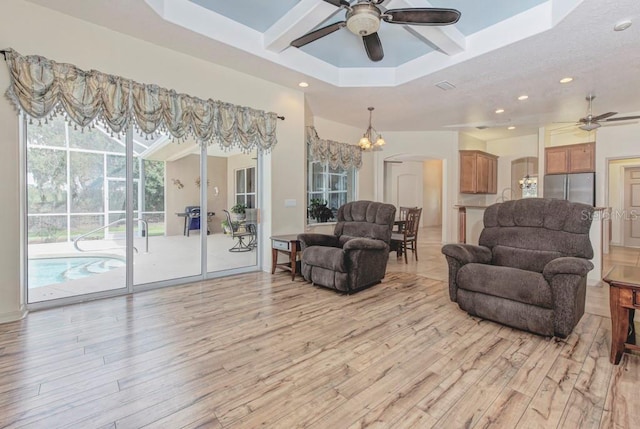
442, 198, 594, 338
298, 200, 396, 293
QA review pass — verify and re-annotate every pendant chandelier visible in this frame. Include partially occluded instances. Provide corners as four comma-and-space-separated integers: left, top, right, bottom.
358, 107, 385, 151
519, 158, 537, 189
519, 175, 536, 189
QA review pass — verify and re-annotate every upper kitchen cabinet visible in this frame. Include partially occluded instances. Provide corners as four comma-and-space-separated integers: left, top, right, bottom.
460, 150, 498, 194
545, 142, 595, 174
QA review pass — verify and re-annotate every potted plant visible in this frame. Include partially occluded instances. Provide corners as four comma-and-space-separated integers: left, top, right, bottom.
308, 198, 334, 223
221, 219, 240, 234
231, 203, 247, 220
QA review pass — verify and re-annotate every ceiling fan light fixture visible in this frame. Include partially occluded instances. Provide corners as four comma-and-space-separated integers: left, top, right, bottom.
579, 122, 600, 131
346, 4, 381, 36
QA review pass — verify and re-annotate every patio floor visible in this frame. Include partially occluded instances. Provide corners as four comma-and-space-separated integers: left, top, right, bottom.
28, 232, 258, 303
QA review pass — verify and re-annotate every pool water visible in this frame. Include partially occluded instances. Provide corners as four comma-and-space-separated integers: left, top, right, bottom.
29, 257, 126, 288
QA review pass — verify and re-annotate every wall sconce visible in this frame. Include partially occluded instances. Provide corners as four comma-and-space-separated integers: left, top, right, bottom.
195, 177, 210, 188
171, 178, 184, 189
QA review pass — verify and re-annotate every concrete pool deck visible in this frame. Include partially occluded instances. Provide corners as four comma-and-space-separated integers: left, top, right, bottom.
28, 232, 258, 302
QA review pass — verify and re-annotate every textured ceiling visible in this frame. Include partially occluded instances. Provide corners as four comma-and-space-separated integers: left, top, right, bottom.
23, 0, 640, 141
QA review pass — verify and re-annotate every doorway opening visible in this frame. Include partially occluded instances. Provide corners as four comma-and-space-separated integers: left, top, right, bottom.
383, 156, 444, 244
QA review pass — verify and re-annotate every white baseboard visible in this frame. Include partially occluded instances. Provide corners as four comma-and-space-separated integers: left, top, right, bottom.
0, 306, 28, 324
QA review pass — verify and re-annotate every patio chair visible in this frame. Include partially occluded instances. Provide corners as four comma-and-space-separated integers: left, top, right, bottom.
223, 210, 253, 252
245, 208, 258, 249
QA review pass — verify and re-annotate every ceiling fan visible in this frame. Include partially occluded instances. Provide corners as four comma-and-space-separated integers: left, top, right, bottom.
573, 95, 640, 131
290, 0, 461, 62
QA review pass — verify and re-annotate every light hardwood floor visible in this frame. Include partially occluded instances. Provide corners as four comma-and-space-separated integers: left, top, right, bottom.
0, 227, 638, 428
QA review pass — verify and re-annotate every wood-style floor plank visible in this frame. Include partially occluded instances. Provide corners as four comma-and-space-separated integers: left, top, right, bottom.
0, 233, 638, 428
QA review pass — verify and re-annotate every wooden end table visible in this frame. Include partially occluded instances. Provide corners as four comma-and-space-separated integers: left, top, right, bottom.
270, 234, 302, 281
603, 265, 640, 364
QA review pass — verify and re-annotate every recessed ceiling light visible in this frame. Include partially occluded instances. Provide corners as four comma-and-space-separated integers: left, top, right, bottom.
518, 95, 529, 101
614, 20, 632, 31
495, 108, 505, 114
507, 126, 516, 130
560, 77, 573, 84
298, 82, 309, 88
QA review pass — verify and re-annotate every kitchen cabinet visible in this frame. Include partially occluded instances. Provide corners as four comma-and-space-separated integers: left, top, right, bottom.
460, 150, 498, 194
545, 142, 595, 174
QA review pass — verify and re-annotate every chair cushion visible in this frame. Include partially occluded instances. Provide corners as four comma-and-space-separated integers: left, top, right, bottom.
457, 263, 553, 308
302, 246, 346, 273
492, 245, 563, 273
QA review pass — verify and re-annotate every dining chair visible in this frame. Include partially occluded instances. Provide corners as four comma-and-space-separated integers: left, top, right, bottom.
394, 206, 416, 233
391, 207, 422, 264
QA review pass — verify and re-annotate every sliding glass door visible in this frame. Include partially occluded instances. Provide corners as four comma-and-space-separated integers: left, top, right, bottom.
26, 118, 128, 303
25, 119, 261, 306
206, 149, 258, 275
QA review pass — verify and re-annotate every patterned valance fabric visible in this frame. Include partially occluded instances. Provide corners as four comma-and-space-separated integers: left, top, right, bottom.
2, 48, 278, 152
307, 126, 362, 170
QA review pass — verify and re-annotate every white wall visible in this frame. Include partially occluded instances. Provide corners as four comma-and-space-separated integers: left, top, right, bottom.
423, 160, 443, 226
0, 0, 305, 321
459, 133, 487, 151
596, 117, 640, 208
608, 158, 640, 245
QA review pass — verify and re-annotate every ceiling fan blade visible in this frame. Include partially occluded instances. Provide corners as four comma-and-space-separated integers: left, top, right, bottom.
603, 115, 640, 122
363, 33, 384, 62
383, 8, 461, 25
590, 111, 617, 121
323, 0, 350, 7
291, 21, 346, 48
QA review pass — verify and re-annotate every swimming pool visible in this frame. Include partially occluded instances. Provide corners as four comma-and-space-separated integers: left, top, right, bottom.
28, 256, 126, 288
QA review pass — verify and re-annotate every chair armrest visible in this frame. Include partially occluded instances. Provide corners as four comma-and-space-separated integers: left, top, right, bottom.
441, 243, 492, 265
297, 233, 339, 250
343, 238, 388, 251
543, 257, 594, 281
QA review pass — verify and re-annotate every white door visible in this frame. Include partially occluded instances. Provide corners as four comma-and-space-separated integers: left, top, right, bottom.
624, 167, 640, 247
385, 161, 423, 221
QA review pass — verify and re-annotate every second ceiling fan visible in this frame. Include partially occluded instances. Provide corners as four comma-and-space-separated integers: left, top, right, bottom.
290, 0, 461, 62
574, 95, 640, 131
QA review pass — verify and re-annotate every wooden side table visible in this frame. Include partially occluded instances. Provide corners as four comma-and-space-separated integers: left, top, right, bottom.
603, 265, 640, 364
270, 234, 302, 281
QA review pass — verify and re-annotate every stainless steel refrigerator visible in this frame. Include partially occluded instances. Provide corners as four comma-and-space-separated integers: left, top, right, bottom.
543, 172, 595, 206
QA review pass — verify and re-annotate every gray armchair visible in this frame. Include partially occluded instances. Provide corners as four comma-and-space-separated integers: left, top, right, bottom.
442, 198, 594, 338
298, 200, 396, 293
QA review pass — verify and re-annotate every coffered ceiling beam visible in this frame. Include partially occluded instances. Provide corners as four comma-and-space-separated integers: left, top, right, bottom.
264, 0, 340, 53
386, 0, 466, 55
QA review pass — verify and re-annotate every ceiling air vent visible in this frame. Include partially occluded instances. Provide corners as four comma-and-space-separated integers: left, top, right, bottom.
435, 80, 456, 91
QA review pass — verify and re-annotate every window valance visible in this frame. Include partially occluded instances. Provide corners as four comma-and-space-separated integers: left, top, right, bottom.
2, 48, 278, 152
307, 126, 362, 170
